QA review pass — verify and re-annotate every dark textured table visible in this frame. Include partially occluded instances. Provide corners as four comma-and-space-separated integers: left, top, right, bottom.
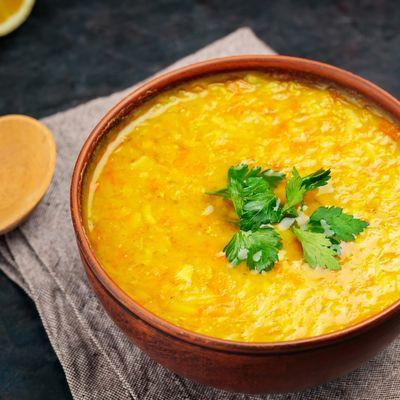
1, 1, 399, 399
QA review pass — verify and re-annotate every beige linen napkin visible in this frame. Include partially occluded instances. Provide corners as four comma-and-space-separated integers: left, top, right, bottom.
1, 27, 399, 400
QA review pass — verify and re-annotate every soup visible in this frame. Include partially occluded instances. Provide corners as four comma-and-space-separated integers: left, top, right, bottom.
82, 72, 400, 342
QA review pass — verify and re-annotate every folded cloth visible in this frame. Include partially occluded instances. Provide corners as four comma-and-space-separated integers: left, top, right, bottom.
1, 27, 399, 400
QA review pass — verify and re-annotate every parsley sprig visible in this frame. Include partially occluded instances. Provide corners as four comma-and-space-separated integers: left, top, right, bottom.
283, 167, 331, 215
208, 163, 368, 273
292, 227, 340, 270
307, 206, 369, 242
224, 228, 282, 273
208, 164, 284, 230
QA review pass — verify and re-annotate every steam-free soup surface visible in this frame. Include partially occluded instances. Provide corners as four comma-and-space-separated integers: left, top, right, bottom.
83, 72, 400, 342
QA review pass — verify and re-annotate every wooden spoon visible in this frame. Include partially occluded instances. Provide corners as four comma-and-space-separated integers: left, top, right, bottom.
0, 115, 56, 234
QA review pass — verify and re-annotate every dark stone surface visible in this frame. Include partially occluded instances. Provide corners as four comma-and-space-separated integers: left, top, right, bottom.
0, 0, 399, 398
0, 271, 72, 400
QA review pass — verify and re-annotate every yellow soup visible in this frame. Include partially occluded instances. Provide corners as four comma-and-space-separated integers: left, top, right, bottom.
83, 72, 400, 342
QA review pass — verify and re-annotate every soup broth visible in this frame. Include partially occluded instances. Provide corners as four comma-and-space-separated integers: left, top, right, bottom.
83, 72, 400, 342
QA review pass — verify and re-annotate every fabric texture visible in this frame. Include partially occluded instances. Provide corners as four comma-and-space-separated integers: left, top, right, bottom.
1, 28, 399, 400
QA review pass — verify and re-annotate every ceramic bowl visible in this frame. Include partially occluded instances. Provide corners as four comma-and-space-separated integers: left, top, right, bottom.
70, 56, 400, 393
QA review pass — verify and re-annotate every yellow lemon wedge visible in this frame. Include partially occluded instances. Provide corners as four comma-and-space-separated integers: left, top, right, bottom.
0, 0, 35, 37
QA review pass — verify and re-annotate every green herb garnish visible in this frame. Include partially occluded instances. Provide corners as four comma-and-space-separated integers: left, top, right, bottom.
292, 226, 340, 270
307, 206, 369, 242
208, 164, 283, 229
282, 167, 331, 215
208, 163, 368, 273
208, 164, 285, 197
239, 177, 282, 230
224, 228, 282, 273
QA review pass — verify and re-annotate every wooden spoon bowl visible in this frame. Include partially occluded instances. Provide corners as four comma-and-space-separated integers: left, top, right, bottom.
0, 115, 56, 234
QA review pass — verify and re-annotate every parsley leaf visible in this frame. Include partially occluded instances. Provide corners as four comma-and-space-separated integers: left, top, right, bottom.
282, 167, 304, 213
307, 206, 369, 242
260, 169, 286, 188
207, 164, 254, 214
208, 164, 284, 229
208, 164, 285, 198
283, 167, 331, 214
239, 177, 282, 230
292, 226, 340, 270
224, 227, 282, 272
302, 168, 331, 191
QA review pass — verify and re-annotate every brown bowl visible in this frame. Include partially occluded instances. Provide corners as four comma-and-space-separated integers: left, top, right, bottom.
70, 56, 400, 394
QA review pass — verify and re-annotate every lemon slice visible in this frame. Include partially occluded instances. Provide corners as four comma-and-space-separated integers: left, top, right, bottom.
0, 0, 35, 37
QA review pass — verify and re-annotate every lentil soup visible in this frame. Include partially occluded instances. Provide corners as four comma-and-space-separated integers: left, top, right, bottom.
82, 72, 400, 342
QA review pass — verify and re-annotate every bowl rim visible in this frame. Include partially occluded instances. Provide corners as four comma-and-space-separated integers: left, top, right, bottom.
70, 55, 400, 354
